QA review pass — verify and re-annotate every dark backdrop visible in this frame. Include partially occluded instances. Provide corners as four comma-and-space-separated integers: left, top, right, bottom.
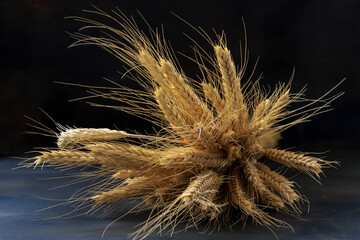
1, 0, 359, 156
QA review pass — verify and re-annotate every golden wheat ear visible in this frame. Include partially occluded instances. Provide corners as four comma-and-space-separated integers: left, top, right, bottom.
202, 82, 226, 116
255, 162, 300, 203
263, 148, 328, 178
242, 160, 286, 209
227, 167, 260, 216
33, 150, 97, 168
214, 45, 249, 131
57, 128, 128, 149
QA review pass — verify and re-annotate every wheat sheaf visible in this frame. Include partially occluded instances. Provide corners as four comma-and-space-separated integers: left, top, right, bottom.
21, 7, 342, 240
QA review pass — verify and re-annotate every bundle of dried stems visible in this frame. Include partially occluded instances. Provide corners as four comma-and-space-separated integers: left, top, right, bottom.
21, 7, 342, 240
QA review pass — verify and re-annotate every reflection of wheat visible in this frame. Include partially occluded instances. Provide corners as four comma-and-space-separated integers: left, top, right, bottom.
23, 7, 341, 240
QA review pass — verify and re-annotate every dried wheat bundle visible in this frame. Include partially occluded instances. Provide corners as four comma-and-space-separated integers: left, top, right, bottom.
21, 7, 342, 240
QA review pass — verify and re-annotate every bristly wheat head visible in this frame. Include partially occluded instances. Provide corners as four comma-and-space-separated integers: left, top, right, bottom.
20, 6, 343, 240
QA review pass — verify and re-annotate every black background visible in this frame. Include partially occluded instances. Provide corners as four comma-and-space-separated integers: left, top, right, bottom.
1, 0, 359, 156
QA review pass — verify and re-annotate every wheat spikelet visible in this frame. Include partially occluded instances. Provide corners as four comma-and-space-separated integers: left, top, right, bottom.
227, 145, 243, 160
95, 171, 181, 204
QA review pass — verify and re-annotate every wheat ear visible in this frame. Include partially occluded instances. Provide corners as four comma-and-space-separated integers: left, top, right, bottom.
112, 170, 139, 179
88, 143, 161, 161
227, 166, 280, 226
159, 60, 213, 124
159, 150, 228, 169
198, 175, 224, 211
227, 166, 258, 215
87, 143, 161, 170
249, 99, 271, 135
138, 50, 165, 86
33, 150, 96, 167
202, 82, 226, 116
214, 45, 248, 127
264, 90, 290, 128
139, 50, 212, 126
241, 160, 285, 209
255, 162, 299, 203
179, 170, 219, 205
251, 99, 270, 123
58, 128, 128, 149
154, 87, 188, 129
264, 148, 323, 177
94, 172, 176, 203
214, 46, 238, 105
92, 177, 149, 203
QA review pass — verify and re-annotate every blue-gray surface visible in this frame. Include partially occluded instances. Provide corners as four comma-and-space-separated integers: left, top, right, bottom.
1, 148, 359, 240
